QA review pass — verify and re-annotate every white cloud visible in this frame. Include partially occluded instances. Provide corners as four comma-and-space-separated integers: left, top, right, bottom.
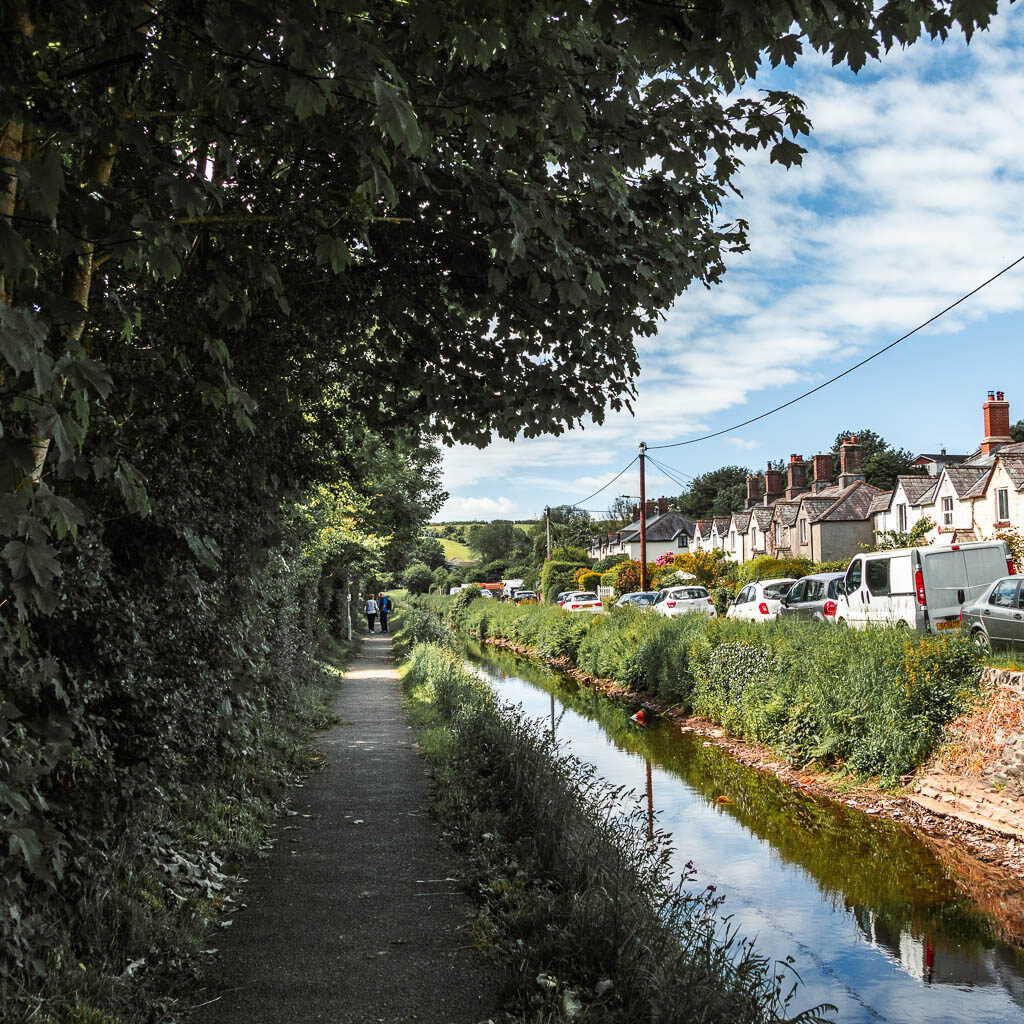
436, 495, 520, 521
724, 437, 762, 451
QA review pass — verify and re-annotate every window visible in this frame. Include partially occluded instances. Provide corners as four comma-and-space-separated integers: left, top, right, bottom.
941, 496, 953, 527
775, 524, 782, 545
989, 579, 1019, 607
897, 503, 907, 532
806, 580, 825, 601
677, 533, 689, 549
799, 518, 808, 543
730, 531, 736, 550
787, 581, 806, 603
845, 558, 863, 593
866, 558, 890, 596
997, 488, 1010, 522
751, 525, 758, 547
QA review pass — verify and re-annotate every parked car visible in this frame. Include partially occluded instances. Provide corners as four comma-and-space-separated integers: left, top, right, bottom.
653, 586, 716, 618
614, 591, 659, 609
726, 579, 797, 621
555, 590, 575, 606
775, 572, 846, 623
562, 591, 603, 612
835, 540, 1013, 634
513, 589, 538, 605
960, 575, 1024, 650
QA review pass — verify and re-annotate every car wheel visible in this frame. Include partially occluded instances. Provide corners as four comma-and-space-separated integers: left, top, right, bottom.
972, 629, 992, 653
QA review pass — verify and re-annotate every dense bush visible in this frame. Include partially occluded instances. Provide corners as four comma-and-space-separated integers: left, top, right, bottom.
453, 604, 985, 783
539, 560, 586, 604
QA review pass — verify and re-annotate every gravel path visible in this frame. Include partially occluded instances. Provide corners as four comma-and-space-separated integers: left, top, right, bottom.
194, 632, 501, 1023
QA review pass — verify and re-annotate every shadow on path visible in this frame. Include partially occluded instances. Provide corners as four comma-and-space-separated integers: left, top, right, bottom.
194, 632, 501, 1023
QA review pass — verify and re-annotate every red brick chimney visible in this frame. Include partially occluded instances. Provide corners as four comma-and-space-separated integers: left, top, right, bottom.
745, 473, 762, 509
981, 390, 1013, 455
657, 496, 669, 515
785, 455, 807, 499
812, 453, 833, 493
838, 435, 865, 488
764, 464, 784, 503
645, 499, 655, 518
632, 503, 640, 521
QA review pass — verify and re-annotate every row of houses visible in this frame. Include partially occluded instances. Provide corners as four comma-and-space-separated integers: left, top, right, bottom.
587, 391, 1023, 566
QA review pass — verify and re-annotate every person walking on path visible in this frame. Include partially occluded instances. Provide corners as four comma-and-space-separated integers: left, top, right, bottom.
194, 632, 500, 1023
364, 593, 378, 633
377, 592, 392, 633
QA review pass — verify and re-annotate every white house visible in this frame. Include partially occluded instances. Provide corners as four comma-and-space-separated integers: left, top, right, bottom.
588, 510, 696, 563
873, 475, 937, 537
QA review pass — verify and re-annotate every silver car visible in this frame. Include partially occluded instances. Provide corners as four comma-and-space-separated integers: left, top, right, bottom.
776, 572, 846, 623
960, 575, 1024, 650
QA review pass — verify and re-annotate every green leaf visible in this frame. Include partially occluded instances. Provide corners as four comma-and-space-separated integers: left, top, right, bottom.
286, 78, 327, 120
3, 537, 61, 588
372, 74, 423, 154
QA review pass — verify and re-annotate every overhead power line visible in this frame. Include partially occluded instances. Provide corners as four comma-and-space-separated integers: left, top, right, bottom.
647, 253, 1024, 451
568, 455, 638, 508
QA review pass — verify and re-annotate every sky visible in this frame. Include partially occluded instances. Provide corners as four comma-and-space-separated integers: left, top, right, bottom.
434, 4, 1024, 523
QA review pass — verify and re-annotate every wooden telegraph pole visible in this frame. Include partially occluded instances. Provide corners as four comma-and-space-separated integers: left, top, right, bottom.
545, 506, 551, 560
638, 441, 648, 592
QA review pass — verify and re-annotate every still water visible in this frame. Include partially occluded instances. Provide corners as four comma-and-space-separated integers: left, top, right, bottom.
467, 642, 1024, 1023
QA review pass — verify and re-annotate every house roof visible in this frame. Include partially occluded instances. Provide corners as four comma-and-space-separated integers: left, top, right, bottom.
995, 454, 1024, 492
731, 511, 752, 533
771, 501, 801, 527
711, 516, 731, 534
615, 511, 696, 544
807, 481, 884, 523
867, 490, 893, 516
695, 519, 713, 539
895, 475, 935, 504
944, 465, 993, 498
750, 507, 774, 530
915, 453, 969, 464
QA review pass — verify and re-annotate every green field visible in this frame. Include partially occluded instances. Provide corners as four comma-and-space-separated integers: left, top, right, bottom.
439, 537, 477, 562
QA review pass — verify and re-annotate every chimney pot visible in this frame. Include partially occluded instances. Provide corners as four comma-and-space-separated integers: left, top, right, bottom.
998, 391, 1005, 401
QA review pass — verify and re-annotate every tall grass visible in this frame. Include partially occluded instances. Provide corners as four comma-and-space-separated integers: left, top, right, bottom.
400, 641, 835, 1024
444, 598, 984, 783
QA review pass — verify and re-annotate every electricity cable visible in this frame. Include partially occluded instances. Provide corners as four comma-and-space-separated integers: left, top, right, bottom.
567, 455, 639, 508
647, 253, 1024, 450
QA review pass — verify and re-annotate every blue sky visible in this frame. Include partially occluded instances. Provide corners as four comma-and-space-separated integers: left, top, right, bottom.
435, 4, 1024, 522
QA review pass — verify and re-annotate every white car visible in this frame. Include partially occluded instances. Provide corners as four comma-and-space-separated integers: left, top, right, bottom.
725, 579, 797, 621
652, 586, 716, 618
562, 591, 603, 612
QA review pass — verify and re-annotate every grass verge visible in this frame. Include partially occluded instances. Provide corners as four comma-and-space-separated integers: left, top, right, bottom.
396, 623, 835, 1024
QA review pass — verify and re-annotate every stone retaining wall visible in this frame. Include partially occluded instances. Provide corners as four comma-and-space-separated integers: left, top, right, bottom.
979, 667, 1024, 795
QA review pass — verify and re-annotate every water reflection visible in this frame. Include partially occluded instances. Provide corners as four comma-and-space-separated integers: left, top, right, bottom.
467, 642, 1024, 1023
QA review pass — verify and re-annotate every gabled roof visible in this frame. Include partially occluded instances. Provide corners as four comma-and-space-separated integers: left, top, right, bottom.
962, 467, 994, 500
895, 475, 935, 504
711, 516, 731, 535
770, 501, 801, 527
943, 464, 993, 498
1000, 454, 1024, 491
806, 481, 883, 523
867, 491, 893, 516
695, 519, 713, 539
750, 507, 774, 530
730, 511, 751, 533
915, 453, 969, 464
616, 511, 696, 543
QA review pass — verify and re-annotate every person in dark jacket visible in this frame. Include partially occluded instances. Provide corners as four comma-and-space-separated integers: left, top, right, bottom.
377, 592, 390, 633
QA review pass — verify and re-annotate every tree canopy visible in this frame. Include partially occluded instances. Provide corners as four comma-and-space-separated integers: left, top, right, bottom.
830, 429, 923, 492
675, 466, 751, 519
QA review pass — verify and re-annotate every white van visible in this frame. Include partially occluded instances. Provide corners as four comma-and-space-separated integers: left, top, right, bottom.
835, 540, 1014, 634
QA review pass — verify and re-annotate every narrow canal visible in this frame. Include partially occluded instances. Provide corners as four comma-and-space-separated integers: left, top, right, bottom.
466, 641, 1024, 1024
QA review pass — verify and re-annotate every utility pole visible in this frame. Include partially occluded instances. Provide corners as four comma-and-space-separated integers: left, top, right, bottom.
545, 506, 551, 560
638, 441, 648, 592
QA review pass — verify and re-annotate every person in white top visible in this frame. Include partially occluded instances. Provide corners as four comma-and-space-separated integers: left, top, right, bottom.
364, 595, 378, 633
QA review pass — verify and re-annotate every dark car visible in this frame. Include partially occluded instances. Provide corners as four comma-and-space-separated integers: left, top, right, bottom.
961, 575, 1024, 650
614, 591, 659, 609
775, 572, 846, 623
